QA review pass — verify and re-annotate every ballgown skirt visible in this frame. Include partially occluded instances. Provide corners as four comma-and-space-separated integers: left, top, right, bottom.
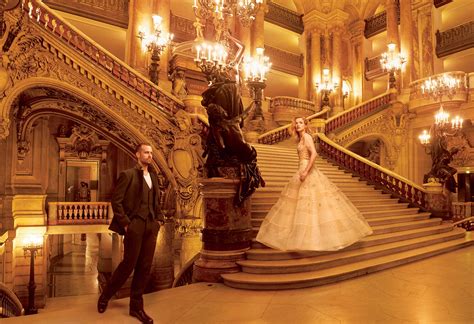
256, 159, 373, 251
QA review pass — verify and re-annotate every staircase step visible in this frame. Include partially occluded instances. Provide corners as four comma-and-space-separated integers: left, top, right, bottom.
360, 208, 421, 218
239, 228, 465, 274
356, 203, 409, 211
250, 212, 429, 227
251, 218, 442, 238
248, 223, 453, 259
221, 233, 474, 290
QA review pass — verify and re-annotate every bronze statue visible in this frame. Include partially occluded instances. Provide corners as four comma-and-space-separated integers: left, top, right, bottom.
201, 73, 265, 205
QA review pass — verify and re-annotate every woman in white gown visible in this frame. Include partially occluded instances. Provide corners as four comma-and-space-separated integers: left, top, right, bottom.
256, 117, 373, 251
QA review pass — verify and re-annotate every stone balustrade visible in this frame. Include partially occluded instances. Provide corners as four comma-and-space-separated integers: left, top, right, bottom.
408, 71, 469, 109
265, 46, 304, 77
270, 96, 316, 126
265, 1, 303, 34
48, 202, 112, 225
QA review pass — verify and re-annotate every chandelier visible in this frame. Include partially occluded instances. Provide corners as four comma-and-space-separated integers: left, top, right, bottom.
380, 43, 406, 89
193, 0, 263, 27
421, 73, 461, 102
192, 0, 263, 81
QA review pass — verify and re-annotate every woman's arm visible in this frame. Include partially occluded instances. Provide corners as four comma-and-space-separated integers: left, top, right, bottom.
300, 133, 317, 181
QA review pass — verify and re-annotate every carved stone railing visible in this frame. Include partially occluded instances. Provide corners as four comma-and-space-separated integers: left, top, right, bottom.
325, 92, 392, 134
436, 21, 474, 58
364, 1, 400, 39
258, 107, 330, 144
270, 96, 317, 126
265, 45, 304, 77
265, 1, 303, 34
0, 282, 24, 318
452, 202, 474, 231
48, 202, 112, 225
170, 12, 196, 43
24, 0, 184, 114
42, 0, 129, 28
364, 54, 384, 80
317, 133, 428, 210
409, 71, 469, 105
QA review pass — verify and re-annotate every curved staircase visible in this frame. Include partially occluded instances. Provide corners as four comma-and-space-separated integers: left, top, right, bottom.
221, 144, 474, 290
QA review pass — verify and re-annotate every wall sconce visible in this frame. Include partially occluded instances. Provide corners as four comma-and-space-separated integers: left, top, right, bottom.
380, 43, 406, 89
138, 15, 174, 85
315, 68, 338, 108
22, 234, 43, 315
243, 47, 272, 120
342, 79, 351, 109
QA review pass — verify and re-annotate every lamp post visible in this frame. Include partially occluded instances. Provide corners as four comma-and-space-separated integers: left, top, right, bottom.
138, 15, 173, 85
316, 68, 338, 108
380, 43, 406, 89
243, 47, 272, 120
23, 234, 43, 315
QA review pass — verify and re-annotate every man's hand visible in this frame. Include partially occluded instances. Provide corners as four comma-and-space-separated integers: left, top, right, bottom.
124, 225, 128, 233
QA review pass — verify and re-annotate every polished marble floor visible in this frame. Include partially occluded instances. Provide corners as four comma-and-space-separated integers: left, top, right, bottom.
6, 246, 473, 323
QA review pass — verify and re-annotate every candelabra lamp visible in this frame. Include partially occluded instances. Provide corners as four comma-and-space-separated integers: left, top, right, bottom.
22, 234, 43, 315
342, 79, 351, 109
380, 43, 406, 89
243, 47, 271, 120
418, 105, 463, 187
316, 68, 338, 108
138, 15, 173, 85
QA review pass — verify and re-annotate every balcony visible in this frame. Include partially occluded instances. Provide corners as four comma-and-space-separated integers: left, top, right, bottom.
364, 54, 384, 81
364, 1, 400, 39
265, 2, 304, 34
265, 45, 304, 77
436, 21, 474, 58
48, 202, 112, 226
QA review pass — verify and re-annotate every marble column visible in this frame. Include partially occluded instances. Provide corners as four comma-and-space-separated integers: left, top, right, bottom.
251, 2, 266, 54
310, 28, 322, 107
400, 0, 414, 89
193, 178, 252, 282
386, 0, 400, 47
349, 20, 365, 106
155, 0, 172, 90
125, 0, 154, 76
331, 25, 343, 114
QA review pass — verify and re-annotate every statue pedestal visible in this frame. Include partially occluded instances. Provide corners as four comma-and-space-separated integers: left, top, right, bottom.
193, 178, 252, 282
423, 182, 451, 220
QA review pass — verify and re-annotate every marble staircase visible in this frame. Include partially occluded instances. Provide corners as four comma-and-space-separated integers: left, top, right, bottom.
221, 144, 474, 290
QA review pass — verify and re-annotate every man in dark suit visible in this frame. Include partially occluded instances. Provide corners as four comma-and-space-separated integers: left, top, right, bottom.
98, 143, 164, 324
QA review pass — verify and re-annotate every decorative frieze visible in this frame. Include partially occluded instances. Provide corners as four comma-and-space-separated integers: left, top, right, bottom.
43, 0, 129, 28
265, 1, 303, 34
436, 21, 474, 58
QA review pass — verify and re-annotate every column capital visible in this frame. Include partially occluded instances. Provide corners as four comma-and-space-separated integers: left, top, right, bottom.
348, 20, 365, 39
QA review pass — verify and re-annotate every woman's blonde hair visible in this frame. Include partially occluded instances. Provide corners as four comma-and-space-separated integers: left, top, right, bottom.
290, 117, 311, 141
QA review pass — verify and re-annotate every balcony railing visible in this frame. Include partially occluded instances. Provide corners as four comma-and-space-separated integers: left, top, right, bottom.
258, 107, 329, 144
48, 202, 112, 225
24, 0, 183, 114
434, 0, 452, 8
170, 13, 196, 43
317, 133, 428, 210
364, 54, 384, 80
325, 92, 392, 134
436, 21, 474, 58
452, 202, 474, 231
265, 1, 303, 34
364, 0, 400, 39
265, 45, 304, 77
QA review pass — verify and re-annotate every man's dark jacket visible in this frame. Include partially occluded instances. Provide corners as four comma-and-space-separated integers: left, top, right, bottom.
109, 165, 165, 235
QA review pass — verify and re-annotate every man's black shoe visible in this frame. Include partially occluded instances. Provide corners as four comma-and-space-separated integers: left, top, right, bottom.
97, 294, 109, 313
129, 309, 154, 324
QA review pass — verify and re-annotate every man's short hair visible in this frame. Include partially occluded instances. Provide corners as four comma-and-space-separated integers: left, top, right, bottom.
135, 143, 152, 153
